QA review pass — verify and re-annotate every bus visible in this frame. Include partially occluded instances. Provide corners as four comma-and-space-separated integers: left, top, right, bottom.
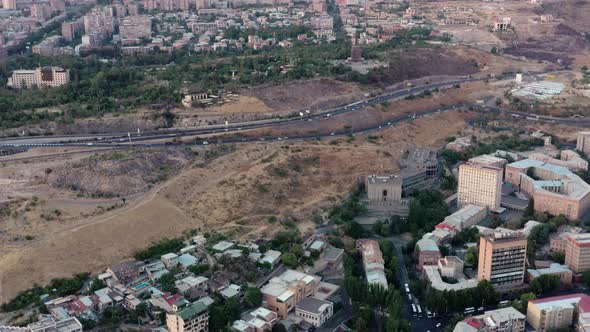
417, 305, 422, 315
412, 304, 417, 315
464, 307, 475, 315
499, 300, 510, 307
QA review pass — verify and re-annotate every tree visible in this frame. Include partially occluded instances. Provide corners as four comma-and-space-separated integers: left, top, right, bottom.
582, 271, 590, 288
530, 275, 560, 295
271, 323, 288, 332
281, 253, 299, 268
244, 287, 262, 308
465, 248, 477, 266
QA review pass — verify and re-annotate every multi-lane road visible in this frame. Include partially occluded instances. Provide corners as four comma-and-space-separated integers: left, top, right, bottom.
1, 70, 587, 152
0, 77, 478, 149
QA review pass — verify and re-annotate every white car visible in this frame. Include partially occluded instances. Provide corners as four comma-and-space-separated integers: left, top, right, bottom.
436, 323, 441, 328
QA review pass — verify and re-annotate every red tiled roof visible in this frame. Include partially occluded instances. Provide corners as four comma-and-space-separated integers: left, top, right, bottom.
465, 318, 482, 329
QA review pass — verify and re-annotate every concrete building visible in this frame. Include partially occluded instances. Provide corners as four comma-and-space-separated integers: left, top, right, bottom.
423, 265, 478, 291
8, 67, 69, 89
3, 0, 16, 10
232, 306, 278, 332
357, 239, 388, 290
27, 317, 83, 332
527, 293, 590, 332
577, 131, 590, 156
260, 269, 321, 318
295, 297, 334, 327
565, 233, 590, 273
438, 256, 465, 279
527, 263, 572, 284
458, 157, 503, 211
167, 302, 209, 332
161, 253, 179, 269
365, 174, 402, 205
61, 21, 83, 42
478, 232, 527, 288
437, 204, 487, 233
505, 159, 590, 220
399, 148, 440, 193
551, 225, 584, 253
415, 238, 441, 271
529, 150, 588, 172
493, 17, 511, 31
453, 307, 525, 332
119, 16, 152, 40
310, 15, 333, 30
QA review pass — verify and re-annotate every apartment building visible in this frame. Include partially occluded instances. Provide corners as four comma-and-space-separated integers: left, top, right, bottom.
565, 233, 590, 273
260, 269, 321, 318
577, 131, 590, 156
458, 156, 503, 211
357, 239, 388, 290
478, 232, 527, 288
550, 225, 584, 253
527, 293, 590, 332
3, 0, 16, 10
453, 307, 525, 332
505, 159, 590, 220
119, 16, 152, 40
166, 302, 209, 332
7, 67, 70, 89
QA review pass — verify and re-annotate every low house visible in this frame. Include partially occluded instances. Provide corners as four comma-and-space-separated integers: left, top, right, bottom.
145, 261, 169, 282
295, 297, 334, 327
259, 250, 282, 267
161, 253, 179, 270
178, 253, 199, 268
107, 261, 145, 286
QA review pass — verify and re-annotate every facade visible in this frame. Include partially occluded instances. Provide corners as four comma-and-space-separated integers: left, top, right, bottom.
505, 159, 590, 220
119, 16, 152, 40
437, 204, 487, 232
260, 269, 321, 318
295, 297, 334, 327
415, 238, 441, 271
438, 256, 465, 279
529, 150, 588, 172
365, 174, 402, 205
399, 148, 440, 193
550, 226, 584, 253
7, 67, 70, 89
453, 307, 525, 332
527, 293, 590, 332
527, 263, 572, 284
167, 302, 209, 332
565, 233, 590, 273
577, 131, 590, 156
357, 239, 388, 290
3, 0, 16, 10
478, 233, 527, 288
458, 157, 503, 211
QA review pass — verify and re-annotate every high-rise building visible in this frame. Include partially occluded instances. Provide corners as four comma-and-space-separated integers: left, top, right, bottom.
526, 293, 590, 332
478, 232, 527, 288
458, 156, 504, 211
577, 131, 590, 156
166, 302, 209, 332
119, 16, 152, 40
31, 3, 51, 19
565, 233, 590, 273
3, 0, 16, 10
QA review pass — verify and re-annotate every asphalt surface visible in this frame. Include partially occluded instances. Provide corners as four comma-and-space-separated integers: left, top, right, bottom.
0, 77, 478, 148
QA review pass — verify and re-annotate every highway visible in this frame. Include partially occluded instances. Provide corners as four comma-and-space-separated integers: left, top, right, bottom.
0, 77, 477, 148
1, 70, 585, 152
